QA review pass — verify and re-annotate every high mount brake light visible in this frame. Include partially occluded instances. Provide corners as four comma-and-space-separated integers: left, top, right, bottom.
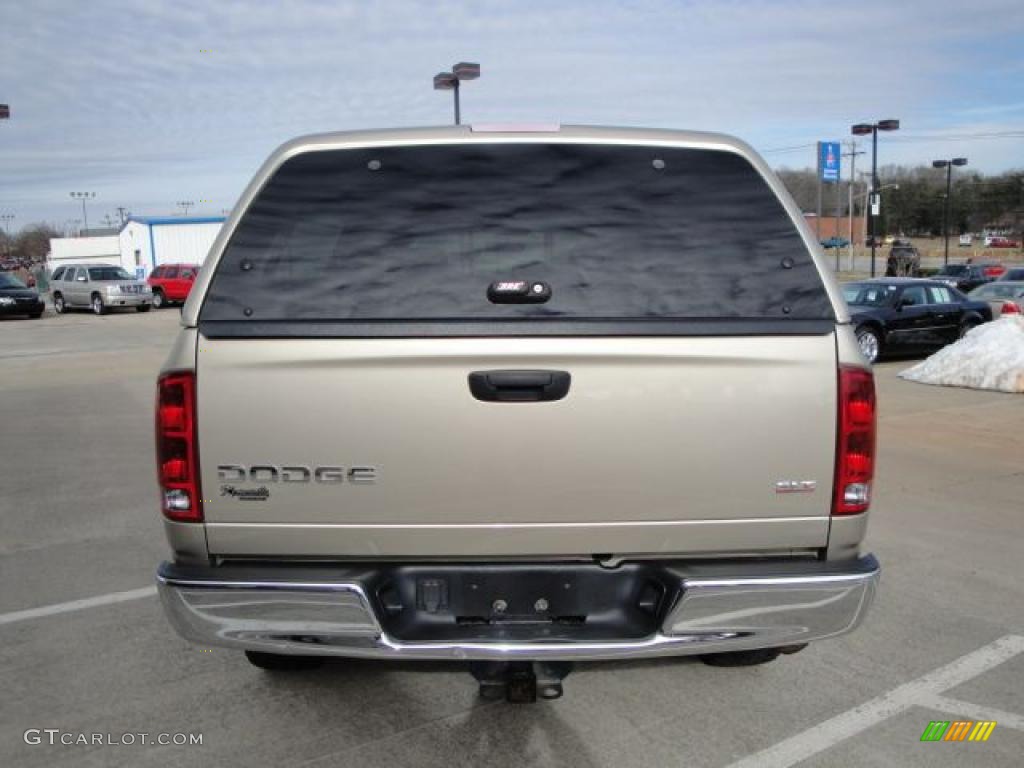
833, 366, 876, 516
156, 371, 202, 522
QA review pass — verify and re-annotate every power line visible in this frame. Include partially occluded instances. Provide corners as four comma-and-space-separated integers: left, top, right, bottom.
887, 130, 1024, 143
761, 143, 816, 155
761, 129, 1024, 157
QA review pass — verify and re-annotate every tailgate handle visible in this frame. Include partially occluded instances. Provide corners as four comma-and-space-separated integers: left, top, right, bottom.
468, 370, 571, 402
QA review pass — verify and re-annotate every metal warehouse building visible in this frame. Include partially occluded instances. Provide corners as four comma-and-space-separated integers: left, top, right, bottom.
118, 216, 225, 278
48, 216, 225, 279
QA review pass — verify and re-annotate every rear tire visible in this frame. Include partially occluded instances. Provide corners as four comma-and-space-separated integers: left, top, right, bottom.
53, 293, 65, 314
244, 651, 325, 671
91, 294, 107, 316
855, 325, 882, 364
700, 648, 782, 667
30, 311, 43, 319
152, 290, 165, 309
136, 304, 151, 313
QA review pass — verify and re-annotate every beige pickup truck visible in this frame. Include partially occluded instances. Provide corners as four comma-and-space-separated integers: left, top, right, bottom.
155, 125, 879, 701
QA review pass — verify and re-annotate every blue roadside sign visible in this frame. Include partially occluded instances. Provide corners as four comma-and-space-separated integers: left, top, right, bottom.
819, 141, 840, 183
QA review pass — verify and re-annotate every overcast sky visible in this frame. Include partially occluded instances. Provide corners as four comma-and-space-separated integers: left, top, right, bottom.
1, 0, 1023, 231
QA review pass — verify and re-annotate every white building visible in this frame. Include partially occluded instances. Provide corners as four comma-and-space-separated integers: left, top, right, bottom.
48, 216, 225, 279
119, 216, 225, 278
48, 235, 121, 268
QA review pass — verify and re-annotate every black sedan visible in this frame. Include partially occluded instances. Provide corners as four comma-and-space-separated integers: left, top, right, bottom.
842, 278, 991, 364
932, 263, 995, 293
0, 272, 45, 319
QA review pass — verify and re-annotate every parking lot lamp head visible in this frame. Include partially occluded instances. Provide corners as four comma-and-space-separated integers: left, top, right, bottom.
434, 62, 480, 126
452, 62, 480, 81
69, 192, 96, 231
433, 72, 456, 90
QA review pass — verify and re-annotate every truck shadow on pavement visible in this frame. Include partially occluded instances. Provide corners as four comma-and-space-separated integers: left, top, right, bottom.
240, 657, 699, 766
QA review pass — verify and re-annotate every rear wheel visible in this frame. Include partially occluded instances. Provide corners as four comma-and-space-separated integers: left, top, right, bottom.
53, 293, 65, 314
30, 311, 43, 319
91, 294, 107, 316
856, 325, 882, 364
244, 651, 325, 671
700, 648, 782, 667
152, 290, 166, 309
136, 304, 151, 313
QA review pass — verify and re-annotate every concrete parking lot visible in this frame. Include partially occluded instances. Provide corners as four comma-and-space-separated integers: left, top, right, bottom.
1, 308, 1022, 767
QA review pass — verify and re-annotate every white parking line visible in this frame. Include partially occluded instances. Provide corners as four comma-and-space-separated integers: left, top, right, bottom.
725, 634, 1024, 768
918, 694, 1024, 732
0, 586, 157, 626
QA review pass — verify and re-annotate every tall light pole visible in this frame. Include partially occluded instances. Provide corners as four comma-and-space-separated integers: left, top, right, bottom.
433, 62, 480, 125
932, 158, 968, 266
177, 200, 194, 216
851, 119, 900, 277
69, 192, 96, 232
843, 142, 864, 272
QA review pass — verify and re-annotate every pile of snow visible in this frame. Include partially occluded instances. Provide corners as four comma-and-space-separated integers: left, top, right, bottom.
899, 316, 1024, 393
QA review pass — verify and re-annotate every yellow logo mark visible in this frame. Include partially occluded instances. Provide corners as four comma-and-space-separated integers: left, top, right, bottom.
968, 721, 997, 742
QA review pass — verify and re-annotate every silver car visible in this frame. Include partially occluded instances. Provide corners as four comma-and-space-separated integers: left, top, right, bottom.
50, 264, 153, 315
968, 280, 1024, 318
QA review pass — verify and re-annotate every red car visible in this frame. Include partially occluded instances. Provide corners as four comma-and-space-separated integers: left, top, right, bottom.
148, 264, 199, 308
986, 236, 1020, 248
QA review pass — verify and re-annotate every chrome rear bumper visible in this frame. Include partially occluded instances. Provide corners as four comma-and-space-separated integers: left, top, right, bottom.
157, 555, 879, 661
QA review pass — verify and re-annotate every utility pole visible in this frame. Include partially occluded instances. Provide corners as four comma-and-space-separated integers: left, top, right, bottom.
844, 142, 864, 272
116, 206, 130, 226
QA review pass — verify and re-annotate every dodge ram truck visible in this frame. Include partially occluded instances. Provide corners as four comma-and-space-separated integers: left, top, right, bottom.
156, 125, 879, 701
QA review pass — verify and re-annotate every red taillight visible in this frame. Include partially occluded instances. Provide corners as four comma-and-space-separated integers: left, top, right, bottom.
833, 366, 876, 516
156, 371, 202, 522
1001, 301, 1021, 315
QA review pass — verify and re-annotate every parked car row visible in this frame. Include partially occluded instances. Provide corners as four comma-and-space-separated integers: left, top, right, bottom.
0, 262, 200, 321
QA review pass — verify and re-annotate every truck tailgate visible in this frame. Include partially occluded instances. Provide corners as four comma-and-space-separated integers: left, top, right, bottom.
198, 334, 836, 557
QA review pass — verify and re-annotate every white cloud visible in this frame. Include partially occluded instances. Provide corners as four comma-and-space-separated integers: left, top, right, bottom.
1, 0, 1021, 226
